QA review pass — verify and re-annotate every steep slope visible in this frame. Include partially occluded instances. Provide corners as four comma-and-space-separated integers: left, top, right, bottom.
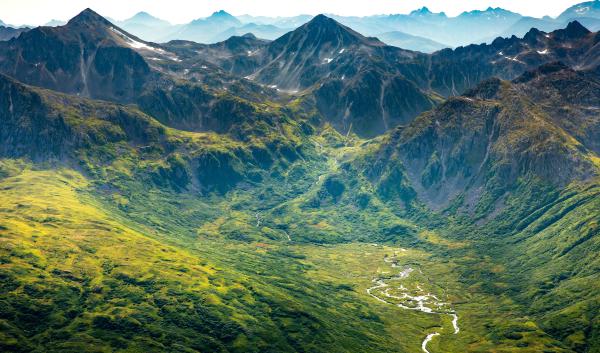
0, 9, 289, 136
0, 26, 28, 41
164, 34, 271, 76
0, 9, 160, 102
428, 21, 600, 96
365, 63, 599, 217
241, 15, 436, 137
0, 72, 308, 194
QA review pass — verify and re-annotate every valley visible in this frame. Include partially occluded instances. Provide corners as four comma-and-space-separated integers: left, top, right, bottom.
0, 3, 599, 353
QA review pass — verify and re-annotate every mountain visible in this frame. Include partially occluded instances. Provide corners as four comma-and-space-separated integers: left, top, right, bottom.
237, 14, 313, 28
117, 11, 176, 42
0, 25, 28, 41
451, 7, 523, 43
365, 62, 599, 214
0, 9, 157, 102
3, 9, 599, 140
211, 23, 288, 42
163, 33, 270, 75
169, 10, 242, 43
44, 19, 67, 26
376, 31, 449, 53
185, 18, 600, 137
1, 6, 600, 353
0, 9, 284, 135
332, 7, 522, 48
558, 0, 600, 21
427, 21, 600, 96
496, 16, 561, 38
241, 15, 436, 137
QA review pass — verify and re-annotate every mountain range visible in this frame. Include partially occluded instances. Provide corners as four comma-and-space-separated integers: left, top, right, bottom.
0, 4, 598, 353
4, 1, 600, 54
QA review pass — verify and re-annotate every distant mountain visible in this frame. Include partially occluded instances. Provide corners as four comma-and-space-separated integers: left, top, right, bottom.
496, 16, 560, 39
169, 10, 242, 43
558, 0, 600, 21
237, 14, 313, 28
330, 7, 522, 48
117, 11, 177, 42
44, 19, 66, 26
427, 21, 600, 96
0, 26, 29, 41
376, 31, 448, 53
211, 23, 288, 42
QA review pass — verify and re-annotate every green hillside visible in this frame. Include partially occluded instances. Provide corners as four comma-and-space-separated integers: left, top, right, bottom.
0, 8, 599, 353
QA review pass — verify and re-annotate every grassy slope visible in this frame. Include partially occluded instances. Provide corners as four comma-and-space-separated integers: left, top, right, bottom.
2, 155, 591, 352
0, 161, 426, 352
0, 72, 598, 352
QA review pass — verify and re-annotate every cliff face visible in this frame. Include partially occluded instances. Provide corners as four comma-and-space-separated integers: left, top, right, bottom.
368, 64, 599, 215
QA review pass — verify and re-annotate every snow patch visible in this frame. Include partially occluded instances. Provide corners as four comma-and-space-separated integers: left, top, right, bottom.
110, 27, 181, 62
537, 49, 549, 55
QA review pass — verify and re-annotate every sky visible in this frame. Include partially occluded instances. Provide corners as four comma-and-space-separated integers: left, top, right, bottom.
0, 0, 586, 26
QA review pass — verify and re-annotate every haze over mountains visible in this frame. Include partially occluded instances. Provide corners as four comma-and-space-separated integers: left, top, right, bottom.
0, 2, 598, 353
4, 1, 600, 52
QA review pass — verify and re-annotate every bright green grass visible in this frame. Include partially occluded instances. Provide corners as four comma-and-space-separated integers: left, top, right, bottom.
2, 157, 590, 352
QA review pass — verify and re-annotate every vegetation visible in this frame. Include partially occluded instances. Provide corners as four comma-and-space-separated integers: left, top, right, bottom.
0, 10, 598, 353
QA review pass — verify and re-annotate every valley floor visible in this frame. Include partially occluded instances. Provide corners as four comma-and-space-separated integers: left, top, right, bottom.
1, 160, 590, 352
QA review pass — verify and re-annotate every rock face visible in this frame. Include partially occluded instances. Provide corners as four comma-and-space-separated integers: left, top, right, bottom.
0, 9, 156, 103
188, 16, 600, 137
0, 72, 302, 193
1, 10, 600, 141
221, 15, 437, 137
427, 21, 600, 97
369, 63, 599, 214
0, 73, 163, 159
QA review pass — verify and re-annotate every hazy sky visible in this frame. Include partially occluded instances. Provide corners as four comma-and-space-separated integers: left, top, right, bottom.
1, 0, 585, 26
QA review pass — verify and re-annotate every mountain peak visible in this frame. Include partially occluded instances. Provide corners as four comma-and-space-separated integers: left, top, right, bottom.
410, 7, 432, 15
210, 10, 235, 19
565, 20, 591, 37
309, 14, 335, 24
523, 27, 543, 42
67, 8, 112, 27
131, 11, 154, 19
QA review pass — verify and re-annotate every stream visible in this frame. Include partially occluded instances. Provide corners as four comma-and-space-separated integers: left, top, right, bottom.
366, 255, 459, 353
